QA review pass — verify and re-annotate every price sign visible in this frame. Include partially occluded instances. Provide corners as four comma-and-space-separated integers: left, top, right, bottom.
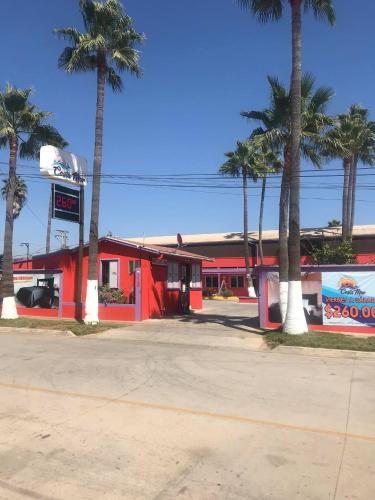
324, 303, 375, 321
52, 184, 80, 223
322, 272, 375, 327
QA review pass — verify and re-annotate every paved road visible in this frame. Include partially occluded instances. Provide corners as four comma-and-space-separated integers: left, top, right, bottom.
0, 311, 374, 499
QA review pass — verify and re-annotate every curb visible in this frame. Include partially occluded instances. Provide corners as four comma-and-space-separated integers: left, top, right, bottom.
0, 327, 75, 337
88, 329, 268, 351
273, 345, 375, 360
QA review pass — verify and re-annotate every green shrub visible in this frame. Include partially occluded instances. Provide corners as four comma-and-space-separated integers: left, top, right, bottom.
203, 287, 217, 298
220, 288, 234, 298
99, 285, 127, 304
311, 240, 355, 265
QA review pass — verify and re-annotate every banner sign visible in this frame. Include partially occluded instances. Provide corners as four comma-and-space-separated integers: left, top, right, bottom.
322, 272, 375, 327
14, 272, 61, 309
40, 145, 87, 186
267, 272, 323, 326
52, 184, 80, 223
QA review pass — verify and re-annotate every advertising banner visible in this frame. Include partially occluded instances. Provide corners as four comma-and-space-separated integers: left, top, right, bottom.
322, 272, 375, 327
40, 145, 87, 186
267, 272, 323, 325
14, 272, 61, 309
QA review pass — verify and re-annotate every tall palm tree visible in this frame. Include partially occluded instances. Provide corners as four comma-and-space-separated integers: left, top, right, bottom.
1, 176, 28, 219
325, 105, 375, 241
243, 73, 334, 322
237, 0, 335, 334
219, 139, 281, 297
55, 0, 144, 324
0, 84, 67, 319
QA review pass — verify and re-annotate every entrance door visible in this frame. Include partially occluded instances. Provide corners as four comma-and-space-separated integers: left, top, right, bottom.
180, 264, 191, 314
151, 265, 166, 318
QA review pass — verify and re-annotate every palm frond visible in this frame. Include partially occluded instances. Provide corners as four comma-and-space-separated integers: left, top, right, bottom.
241, 110, 273, 130
300, 72, 315, 100
19, 125, 67, 160
1, 176, 28, 219
304, 0, 336, 25
237, 0, 283, 23
0, 136, 8, 149
53, 27, 83, 44
111, 46, 142, 77
308, 86, 335, 113
106, 67, 123, 92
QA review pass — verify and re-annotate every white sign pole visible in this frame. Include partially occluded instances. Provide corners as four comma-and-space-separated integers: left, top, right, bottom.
40, 145, 88, 318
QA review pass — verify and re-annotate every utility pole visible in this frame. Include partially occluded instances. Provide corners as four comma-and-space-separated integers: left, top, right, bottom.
20, 242, 30, 269
55, 230, 69, 249
46, 186, 52, 254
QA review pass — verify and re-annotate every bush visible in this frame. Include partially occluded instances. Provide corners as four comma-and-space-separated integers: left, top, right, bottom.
220, 288, 234, 298
311, 240, 355, 265
203, 287, 217, 298
99, 285, 127, 304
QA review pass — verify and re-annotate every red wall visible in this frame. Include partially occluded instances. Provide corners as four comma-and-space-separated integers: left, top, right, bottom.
13, 241, 203, 321
202, 253, 375, 271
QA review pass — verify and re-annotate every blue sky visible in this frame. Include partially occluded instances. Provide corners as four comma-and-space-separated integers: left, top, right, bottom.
1, 0, 375, 257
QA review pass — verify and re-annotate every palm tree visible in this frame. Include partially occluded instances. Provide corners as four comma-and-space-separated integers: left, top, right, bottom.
55, 0, 144, 324
1, 176, 28, 219
242, 73, 334, 322
325, 105, 375, 241
219, 139, 281, 297
0, 84, 67, 319
237, 0, 335, 334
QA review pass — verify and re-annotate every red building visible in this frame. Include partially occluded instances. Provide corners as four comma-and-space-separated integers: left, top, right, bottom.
13, 237, 210, 321
128, 225, 375, 299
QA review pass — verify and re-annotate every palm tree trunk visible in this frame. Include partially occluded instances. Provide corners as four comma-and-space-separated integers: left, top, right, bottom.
348, 155, 358, 241
258, 176, 266, 266
242, 168, 256, 297
1, 137, 19, 319
279, 147, 290, 323
342, 157, 350, 241
84, 63, 106, 324
346, 156, 355, 240
46, 187, 52, 254
284, 0, 307, 334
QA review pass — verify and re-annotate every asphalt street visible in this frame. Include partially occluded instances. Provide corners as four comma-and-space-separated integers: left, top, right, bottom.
0, 303, 374, 499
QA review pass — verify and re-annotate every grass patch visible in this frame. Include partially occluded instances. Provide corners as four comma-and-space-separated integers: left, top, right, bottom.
264, 330, 375, 352
0, 318, 124, 336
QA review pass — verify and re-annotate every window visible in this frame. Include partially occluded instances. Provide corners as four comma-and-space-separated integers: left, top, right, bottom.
167, 262, 180, 289
230, 275, 245, 288
206, 276, 219, 288
191, 264, 201, 289
101, 260, 119, 288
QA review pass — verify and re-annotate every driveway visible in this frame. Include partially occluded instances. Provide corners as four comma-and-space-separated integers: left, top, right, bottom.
97, 299, 263, 349
0, 327, 374, 499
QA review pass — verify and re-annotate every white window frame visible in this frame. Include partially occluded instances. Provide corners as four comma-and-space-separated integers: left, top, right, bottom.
167, 262, 180, 289
100, 259, 119, 288
191, 263, 201, 289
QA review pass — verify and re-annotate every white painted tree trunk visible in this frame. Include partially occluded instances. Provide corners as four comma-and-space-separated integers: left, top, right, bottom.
279, 280, 288, 324
1, 296, 18, 319
283, 281, 308, 335
84, 279, 99, 325
248, 286, 256, 298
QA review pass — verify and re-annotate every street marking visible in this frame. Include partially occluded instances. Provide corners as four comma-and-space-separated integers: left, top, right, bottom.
1, 381, 375, 443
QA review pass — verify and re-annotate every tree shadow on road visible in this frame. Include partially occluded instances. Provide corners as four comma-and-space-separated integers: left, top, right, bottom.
173, 311, 263, 336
